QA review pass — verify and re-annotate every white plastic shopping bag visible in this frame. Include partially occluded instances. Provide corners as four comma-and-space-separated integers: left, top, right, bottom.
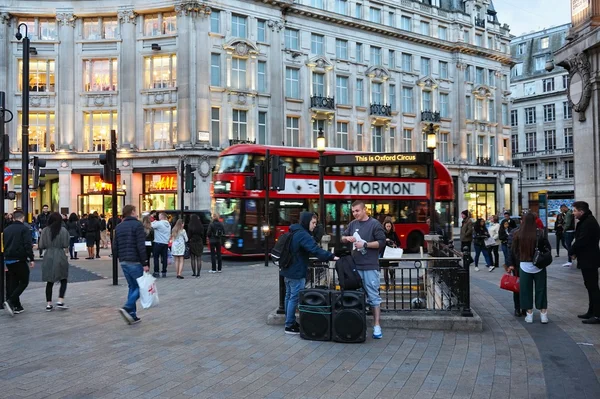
383, 246, 404, 259
136, 272, 159, 309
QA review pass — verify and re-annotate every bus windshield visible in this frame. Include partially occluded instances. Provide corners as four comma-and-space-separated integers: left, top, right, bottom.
216, 154, 252, 173
214, 198, 241, 236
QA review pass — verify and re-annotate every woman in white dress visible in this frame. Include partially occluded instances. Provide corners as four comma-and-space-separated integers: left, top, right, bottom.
170, 219, 188, 279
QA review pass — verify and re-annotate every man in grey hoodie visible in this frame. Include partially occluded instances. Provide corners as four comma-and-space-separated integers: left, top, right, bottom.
151, 213, 171, 278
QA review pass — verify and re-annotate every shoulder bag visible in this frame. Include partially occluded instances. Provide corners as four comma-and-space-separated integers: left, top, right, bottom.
532, 231, 552, 268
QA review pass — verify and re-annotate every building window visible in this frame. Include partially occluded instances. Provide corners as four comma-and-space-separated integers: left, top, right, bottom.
488, 70, 496, 86
311, 34, 324, 55
489, 136, 496, 164
421, 57, 430, 76
540, 36, 549, 49
144, 108, 176, 150
439, 133, 449, 162
355, 3, 363, 18
464, 65, 472, 81
231, 110, 248, 141
371, 82, 382, 104
18, 18, 57, 40
83, 17, 118, 40
357, 124, 363, 151
475, 98, 484, 120
370, 46, 382, 65
502, 104, 509, 125
388, 10, 395, 27
210, 54, 221, 86
476, 135, 485, 158
335, 0, 348, 15
512, 63, 523, 77
546, 161, 557, 179
517, 43, 526, 55
336, 76, 349, 104
83, 59, 117, 92
257, 61, 266, 92
465, 96, 472, 120
143, 13, 176, 36
526, 132, 536, 152
422, 91, 431, 112
466, 134, 473, 162
402, 53, 412, 72
312, 72, 324, 96
475, 67, 484, 84
389, 50, 396, 69
440, 93, 449, 118
401, 16, 411, 31
144, 55, 177, 89
311, 0, 325, 9
336, 39, 348, 60
564, 127, 573, 148
369, 6, 381, 23
231, 14, 247, 38
402, 129, 412, 152
475, 34, 482, 47
563, 75, 569, 89
84, 111, 118, 152
389, 127, 395, 152
211, 108, 220, 146
438, 26, 447, 40
488, 100, 495, 122
511, 133, 518, 154
210, 10, 220, 33
356, 43, 363, 62
286, 68, 300, 99
18, 112, 55, 152
257, 19, 266, 42
544, 130, 556, 150
356, 79, 364, 106
543, 104, 555, 122
372, 126, 382, 152
564, 160, 574, 178
18, 60, 56, 92
534, 57, 545, 71
258, 112, 267, 144
389, 85, 396, 111
285, 116, 300, 147
563, 101, 572, 119
526, 163, 538, 180
487, 36, 493, 49
402, 87, 413, 113
511, 109, 518, 126
543, 78, 555, 92
439, 61, 448, 79
231, 58, 247, 90
311, 120, 324, 148
285, 28, 299, 50
525, 107, 536, 124
336, 122, 349, 149
420, 21, 430, 36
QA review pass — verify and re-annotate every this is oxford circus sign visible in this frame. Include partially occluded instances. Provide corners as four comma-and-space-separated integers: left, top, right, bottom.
325, 152, 431, 166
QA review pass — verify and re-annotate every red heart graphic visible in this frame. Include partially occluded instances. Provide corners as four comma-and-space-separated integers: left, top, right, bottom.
334, 181, 346, 193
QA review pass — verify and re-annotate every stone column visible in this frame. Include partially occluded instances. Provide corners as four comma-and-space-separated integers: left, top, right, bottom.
455, 61, 467, 160
56, 11, 76, 150
118, 7, 137, 147
0, 13, 11, 94
267, 19, 284, 145
58, 167, 72, 214
190, 3, 211, 147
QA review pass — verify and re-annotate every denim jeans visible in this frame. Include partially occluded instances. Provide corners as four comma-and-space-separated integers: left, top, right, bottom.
121, 262, 143, 317
474, 243, 493, 267
563, 231, 574, 262
501, 243, 510, 265
284, 277, 305, 328
153, 242, 169, 273
69, 236, 77, 259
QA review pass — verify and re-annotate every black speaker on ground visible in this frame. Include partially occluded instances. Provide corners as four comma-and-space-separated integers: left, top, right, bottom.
299, 289, 331, 341
331, 291, 366, 343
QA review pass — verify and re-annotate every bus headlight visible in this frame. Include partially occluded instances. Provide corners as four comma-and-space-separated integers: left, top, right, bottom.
224, 240, 232, 249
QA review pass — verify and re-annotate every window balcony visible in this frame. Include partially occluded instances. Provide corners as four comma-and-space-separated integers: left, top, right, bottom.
474, 17, 485, 29
421, 110, 441, 123
476, 157, 491, 166
513, 147, 574, 160
310, 95, 335, 110
370, 103, 391, 117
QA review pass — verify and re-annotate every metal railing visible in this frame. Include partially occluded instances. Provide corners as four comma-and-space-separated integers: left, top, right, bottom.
474, 17, 485, 28
310, 95, 335, 110
421, 110, 441, 122
512, 147, 574, 159
370, 103, 392, 117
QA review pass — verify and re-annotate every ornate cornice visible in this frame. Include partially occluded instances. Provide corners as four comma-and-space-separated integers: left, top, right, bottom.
56, 12, 76, 27
223, 39, 260, 58
365, 66, 390, 81
557, 52, 592, 122
0, 12, 11, 25
175, 1, 211, 17
117, 8, 137, 24
306, 55, 333, 70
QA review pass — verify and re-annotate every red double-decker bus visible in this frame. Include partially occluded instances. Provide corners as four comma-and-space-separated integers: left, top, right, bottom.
211, 144, 454, 256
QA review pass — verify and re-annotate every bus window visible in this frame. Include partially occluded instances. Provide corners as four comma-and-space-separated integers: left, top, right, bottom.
296, 158, 319, 174
401, 165, 427, 178
373, 200, 399, 223
214, 198, 241, 236
354, 165, 375, 176
216, 154, 250, 173
376, 165, 399, 177
397, 200, 429, 223
327, 166, 352, 175
280, 157, 295, 173
275, 200, 305, 226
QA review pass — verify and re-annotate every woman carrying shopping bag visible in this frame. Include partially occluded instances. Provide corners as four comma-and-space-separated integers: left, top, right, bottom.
170, 219, 188, 279
381, 219, 401, 292
39, 212, 71, 311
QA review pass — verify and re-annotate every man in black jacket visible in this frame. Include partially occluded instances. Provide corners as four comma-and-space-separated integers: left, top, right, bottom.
3, 211, 35, 316
569, 201, 600, 324
36, 204, 50, 258
113, 205, 148, 325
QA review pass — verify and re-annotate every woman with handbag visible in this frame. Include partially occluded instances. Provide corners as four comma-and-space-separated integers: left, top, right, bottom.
170, 219, 188, 279
39, 212, 71, 311
487, 216, 501, 272
142, 216, 154, 269
511, 212, 552, 323
473, 219, 493, 272
382, 220, 401, 292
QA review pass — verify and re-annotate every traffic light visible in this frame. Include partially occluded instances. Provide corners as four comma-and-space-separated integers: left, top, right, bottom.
0, 134, 9, 161
4, 183, 15, 200
99, 149, 116, 183
270, 155, 286, 191
245, 162, 265, 191
184, 164, 197, 193
32, 156, 46, 189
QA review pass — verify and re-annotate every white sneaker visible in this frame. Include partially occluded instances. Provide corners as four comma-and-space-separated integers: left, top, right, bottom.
474, 267, 480, 272
562, 262, 572, 268
540, 312, 548, 324
525, 312, 533, 323
372, 325, 382, 339
488, 266, 495, 272
208, 270, 216, 273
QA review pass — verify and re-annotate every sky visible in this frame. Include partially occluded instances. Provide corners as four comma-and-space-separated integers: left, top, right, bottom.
492, 0, 571, 37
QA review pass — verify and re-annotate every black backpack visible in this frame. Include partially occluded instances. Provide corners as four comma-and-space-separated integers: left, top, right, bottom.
271, 230, 297, 268
214, 224, 224, 238
335, 256, 363, 291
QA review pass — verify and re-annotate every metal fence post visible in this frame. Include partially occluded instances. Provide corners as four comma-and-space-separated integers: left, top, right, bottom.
277, 275, 285, 314
462, 246, 473, 317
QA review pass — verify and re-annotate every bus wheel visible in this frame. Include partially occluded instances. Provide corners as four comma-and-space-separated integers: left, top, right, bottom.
405, 231, 424, 253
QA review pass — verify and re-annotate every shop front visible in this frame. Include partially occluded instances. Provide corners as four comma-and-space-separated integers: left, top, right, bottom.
78, 175, 125, 216
465, 177, 496, 221
140, 173, 178, 212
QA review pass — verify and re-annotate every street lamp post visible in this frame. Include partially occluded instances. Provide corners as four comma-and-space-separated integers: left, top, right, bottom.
16, 24, 30, 218
426, 123, 437, 234
316, 127, 326, 233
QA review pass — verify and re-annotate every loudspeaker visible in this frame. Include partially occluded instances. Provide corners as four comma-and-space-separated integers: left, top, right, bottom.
331, 291, 366, 343
299, 289, 331, 341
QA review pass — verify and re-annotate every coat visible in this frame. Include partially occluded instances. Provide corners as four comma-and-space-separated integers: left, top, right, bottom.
460, 218, 473, 242
113, 216, 147, 265
39, 227, 70, 282
569, 211, 600, 269
187, 228, 205, 256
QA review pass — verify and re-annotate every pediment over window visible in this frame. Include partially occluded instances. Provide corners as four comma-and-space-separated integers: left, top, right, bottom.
365, 66, 390, 80
416, 76, 439, 89
473, 85, 493, 98
306, 56, 334, 70
223, 39, 260, 57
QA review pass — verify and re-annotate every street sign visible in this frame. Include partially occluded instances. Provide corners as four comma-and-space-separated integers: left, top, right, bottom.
4, 166, 12, 183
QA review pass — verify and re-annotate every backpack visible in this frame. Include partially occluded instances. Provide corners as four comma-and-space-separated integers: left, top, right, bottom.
213, 223, 224, 238
271, 230, 296, 268
335, 256, 363, 291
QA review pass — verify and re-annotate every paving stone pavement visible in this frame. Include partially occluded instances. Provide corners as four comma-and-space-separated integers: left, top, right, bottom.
1, 252, 600, 399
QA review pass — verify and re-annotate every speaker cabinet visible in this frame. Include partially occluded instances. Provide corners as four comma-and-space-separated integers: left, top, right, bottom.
299, 289, 331, 341
331, 291, 366, 343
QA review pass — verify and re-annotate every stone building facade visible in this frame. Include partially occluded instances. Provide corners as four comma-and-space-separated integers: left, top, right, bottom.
0, 0, 516, 223
509, 24, 574, 216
